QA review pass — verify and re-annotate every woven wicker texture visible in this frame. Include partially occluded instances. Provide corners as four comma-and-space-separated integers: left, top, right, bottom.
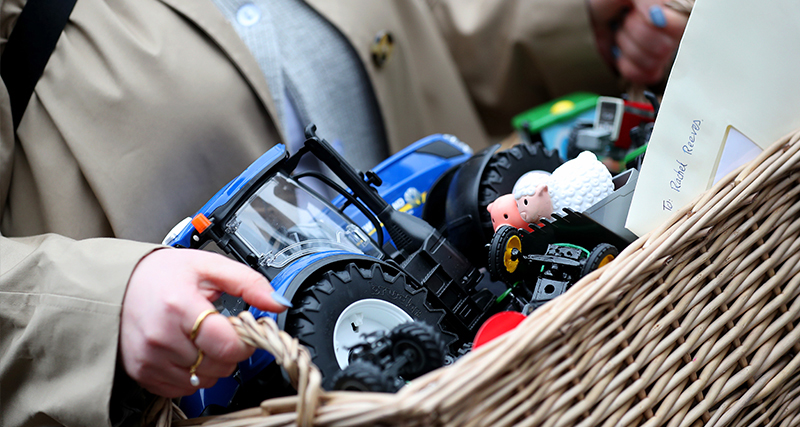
158, 128, 800, 427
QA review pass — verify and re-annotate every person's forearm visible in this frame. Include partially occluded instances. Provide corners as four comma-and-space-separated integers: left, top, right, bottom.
0, 234, 158, 427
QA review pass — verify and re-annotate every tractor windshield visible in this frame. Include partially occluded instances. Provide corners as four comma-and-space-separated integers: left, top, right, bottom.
231, 173, 382, 268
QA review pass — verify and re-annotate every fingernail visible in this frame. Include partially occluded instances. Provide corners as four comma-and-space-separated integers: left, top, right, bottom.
611, 46, 621, 59
270, 291, 293, 308
649, 5, 667, 28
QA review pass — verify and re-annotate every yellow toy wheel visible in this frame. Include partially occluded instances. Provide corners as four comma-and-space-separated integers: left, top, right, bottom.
597, 254, 615, 269
487, 225, 525, 283
580, 243, 619, 277
503, 235, 522, 273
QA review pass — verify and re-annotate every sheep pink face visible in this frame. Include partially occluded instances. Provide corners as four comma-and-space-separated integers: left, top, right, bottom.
516, 184, 552, 224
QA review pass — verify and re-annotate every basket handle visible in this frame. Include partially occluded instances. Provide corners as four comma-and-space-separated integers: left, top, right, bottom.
146, 312, 323, 427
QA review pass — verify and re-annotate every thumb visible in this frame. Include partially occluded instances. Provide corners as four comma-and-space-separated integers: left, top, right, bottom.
193, 252, 290, 313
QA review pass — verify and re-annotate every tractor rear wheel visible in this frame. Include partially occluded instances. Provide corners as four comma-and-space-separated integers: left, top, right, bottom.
283, 261, 455, 389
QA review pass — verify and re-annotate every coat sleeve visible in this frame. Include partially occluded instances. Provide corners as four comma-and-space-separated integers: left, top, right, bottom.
0, 234, 160, 427
0, 74, 160, 427
426, 0, 623, 136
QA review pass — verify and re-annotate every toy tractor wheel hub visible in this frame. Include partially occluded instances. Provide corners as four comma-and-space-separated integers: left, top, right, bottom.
598, 254, 615, 268
333, 299, 413, 369
504, 235, 522, 273
393, 340, 423, 363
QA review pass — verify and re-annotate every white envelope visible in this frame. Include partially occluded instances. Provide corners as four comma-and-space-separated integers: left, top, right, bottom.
625, 0, 800, 236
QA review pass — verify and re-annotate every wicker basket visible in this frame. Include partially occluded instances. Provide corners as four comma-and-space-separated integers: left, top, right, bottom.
155, 128, 800, 427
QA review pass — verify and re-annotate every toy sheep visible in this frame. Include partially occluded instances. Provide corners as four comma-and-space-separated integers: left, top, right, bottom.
513, 151, 614, 222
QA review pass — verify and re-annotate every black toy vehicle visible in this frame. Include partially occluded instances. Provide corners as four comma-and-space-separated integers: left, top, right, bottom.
332, 321, 447, 392
488, 221, 621, 314
484, 168, 640, 315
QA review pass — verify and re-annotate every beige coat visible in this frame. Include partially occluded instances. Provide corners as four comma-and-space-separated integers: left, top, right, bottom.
0, 0, 619, 425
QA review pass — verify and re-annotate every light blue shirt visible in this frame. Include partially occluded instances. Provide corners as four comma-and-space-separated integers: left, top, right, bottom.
210, 0, 388, 172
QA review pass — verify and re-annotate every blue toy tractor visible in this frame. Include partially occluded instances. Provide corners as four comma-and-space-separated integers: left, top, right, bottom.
163, 122, 635, 416
164, 125, 565, 416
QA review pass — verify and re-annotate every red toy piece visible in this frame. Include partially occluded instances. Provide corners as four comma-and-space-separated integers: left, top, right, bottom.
616, 99, 655, 150
473, 311, 527, 349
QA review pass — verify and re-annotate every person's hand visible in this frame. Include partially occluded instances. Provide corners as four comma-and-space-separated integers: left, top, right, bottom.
588, 0, 689, 84
119, 249, 290, 398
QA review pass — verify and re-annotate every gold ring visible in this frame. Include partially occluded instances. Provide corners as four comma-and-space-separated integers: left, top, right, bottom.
190, 309, 218, 342
188, 309, 216, 387
189, 349, 204, 387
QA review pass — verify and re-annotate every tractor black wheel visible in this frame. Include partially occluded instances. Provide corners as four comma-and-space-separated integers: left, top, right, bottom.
332, 361, 400, 393
486, 225, 525, 284
283, 261, 456, 390
441, 141, 561, 268
420, 165, 460, 232
388, 321, 447, 380
477, 141, 562, 245
580, 243, 619, 277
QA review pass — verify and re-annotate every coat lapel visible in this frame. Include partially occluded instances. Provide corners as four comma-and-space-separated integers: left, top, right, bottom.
156, 0, 285, 139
